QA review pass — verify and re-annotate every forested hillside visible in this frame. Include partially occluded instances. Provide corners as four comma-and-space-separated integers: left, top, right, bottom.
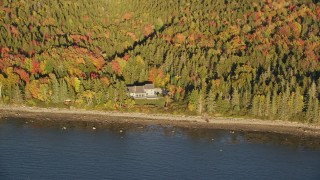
0, 0, 319, 123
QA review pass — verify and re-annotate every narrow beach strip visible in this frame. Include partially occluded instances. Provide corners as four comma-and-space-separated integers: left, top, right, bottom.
1, 105, 320, 137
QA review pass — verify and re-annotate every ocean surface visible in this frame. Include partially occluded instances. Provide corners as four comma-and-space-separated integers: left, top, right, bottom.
0, 118, 320, 180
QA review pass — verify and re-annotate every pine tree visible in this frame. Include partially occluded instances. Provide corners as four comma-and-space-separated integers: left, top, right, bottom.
258, 95, 266, 117
265, 92, 271, 118
231, 88, 240, 113
306, 82, 318, 123
216, 93, 231, 114
293, 88, 304, 115
114, 80, 127, 108
11, 85, 23, 104
313, 100, 319, 123
59, 79, 69, 102
188, 89, 199, 112
242, 88, 251, 110
206, 88, 217, 114
51, 78, 60, 103
271, 90, 278, 119
279, 87, 290, 120
252, 95, 260, 117
197, 87, 206, 114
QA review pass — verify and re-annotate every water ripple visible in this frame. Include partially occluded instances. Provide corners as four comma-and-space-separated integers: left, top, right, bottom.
0, 119, 320, 180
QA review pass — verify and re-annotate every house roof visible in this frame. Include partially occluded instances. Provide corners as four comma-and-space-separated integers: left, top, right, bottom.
127, 85, 145, 93
127, 86, 135, 93
127, 83, 156, 94
144, 84, 154, 89
135, 86, 145, 93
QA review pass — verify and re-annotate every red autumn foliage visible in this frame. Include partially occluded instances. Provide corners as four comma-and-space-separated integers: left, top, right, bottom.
123, 54, 131, 61
31, 40, 41, 46
0, 47, 10, 58
297, 39, 305, 46
316, 6, 320, 20
111, 61, 121, 75
71, 34, 88, 43
189, 33, 208, 45
0, 58, 11, 72
83, 16, 90, 21
301, 58, 318, 71
28, 24, 34, 31
28, 50, 36, 57
44, 33, 51, 40
304, 42, 318, 61
87, 32, 93, 38
10, 25, 19, 37
254, 11, 262, 21
208, 20, 217, 27
2, 8, 13, 13
31, 60, 42, 75
80, 72, 86, 78
288, 5, 296, 11
14, 67, 30, 83
262, 50, 269, 56
90, 72, 99, 79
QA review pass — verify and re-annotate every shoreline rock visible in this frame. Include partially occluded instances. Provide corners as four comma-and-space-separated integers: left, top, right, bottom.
0, 105, 320, 138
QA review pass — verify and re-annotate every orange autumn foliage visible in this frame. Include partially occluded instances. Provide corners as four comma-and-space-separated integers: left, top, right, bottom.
101, 77, 110, 86
111, 60, 121, 75
90, 57, 105, 70
14, 67, 30, 83
142, 24, 154, 36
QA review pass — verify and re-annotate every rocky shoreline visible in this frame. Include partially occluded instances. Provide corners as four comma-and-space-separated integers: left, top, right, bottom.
1, 105, 320, 137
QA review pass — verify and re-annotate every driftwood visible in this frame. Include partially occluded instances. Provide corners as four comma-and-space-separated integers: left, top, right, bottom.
64, 99, 73, 105
202, 113, 209, 123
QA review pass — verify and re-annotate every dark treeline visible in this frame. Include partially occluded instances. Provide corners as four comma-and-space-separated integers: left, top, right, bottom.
0, 0, 319, 123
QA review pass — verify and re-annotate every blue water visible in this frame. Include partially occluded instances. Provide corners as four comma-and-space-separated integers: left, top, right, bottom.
0, 118, 320, 180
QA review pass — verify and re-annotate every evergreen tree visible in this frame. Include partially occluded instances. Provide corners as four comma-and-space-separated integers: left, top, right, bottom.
293, 88, 304, 115
306, 82, 319, 123
114, 80, 127, 108
279, 88, 290, 121
51, 78, 60, 103
11, 85, 23, 104
231, 88, 240, 113
206, 88, 217, 114
265, 92, 271, 118
252, 95, 260, 117
0, 0, 319, 123
271, 90, 278, 119
59, 79, 69, 102
197, 86, 206, 114
188, 89, 199, 112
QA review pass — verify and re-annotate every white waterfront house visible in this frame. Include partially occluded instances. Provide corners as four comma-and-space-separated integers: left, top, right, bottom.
127, 83, 159, 99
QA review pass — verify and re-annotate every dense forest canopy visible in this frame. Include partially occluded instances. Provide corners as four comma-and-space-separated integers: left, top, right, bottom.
0, 0, 319, 122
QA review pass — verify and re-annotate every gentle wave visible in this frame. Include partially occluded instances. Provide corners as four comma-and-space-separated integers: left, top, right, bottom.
0, 119, 320, 180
